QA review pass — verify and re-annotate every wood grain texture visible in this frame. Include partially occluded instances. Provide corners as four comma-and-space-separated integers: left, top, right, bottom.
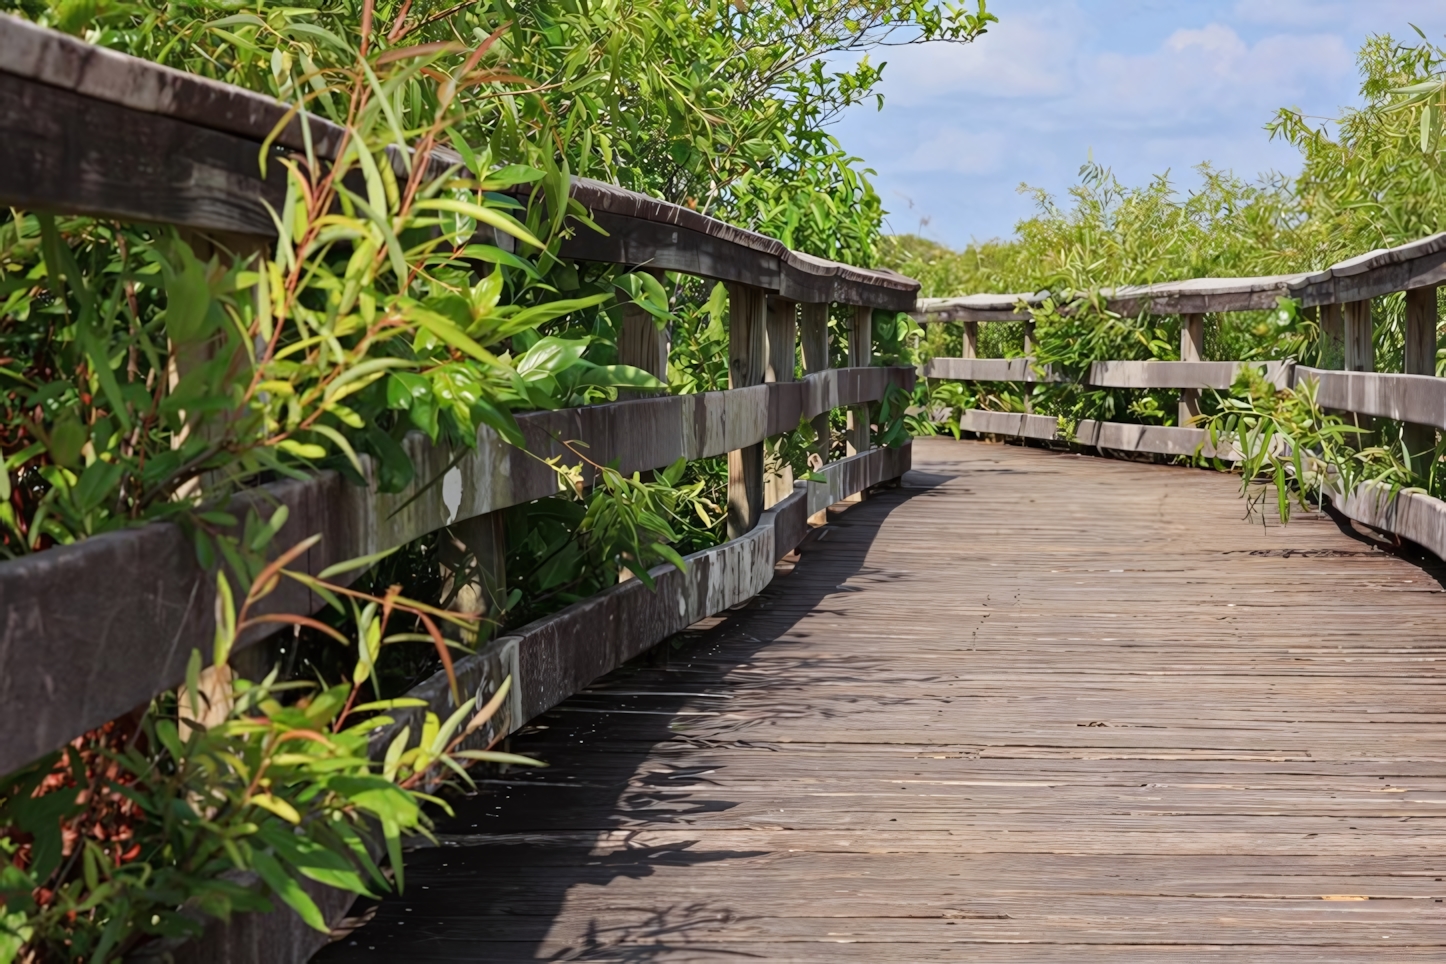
0, 371, 912, 777
315, 438, 1446, 963
0, 17, 918, 308
845, 305, 873, 458
1402, 288, 1438, 461
956, 409, 1061, 440
0, 66, 285, 235
727, 285, 767, 538
914, 233, 1446, 319
925, 358, 1293, 390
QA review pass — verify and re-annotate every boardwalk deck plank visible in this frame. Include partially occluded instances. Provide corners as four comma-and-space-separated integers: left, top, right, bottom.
316, 438, 1446, 962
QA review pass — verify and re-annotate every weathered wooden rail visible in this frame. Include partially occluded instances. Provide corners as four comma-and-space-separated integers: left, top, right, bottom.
0, 14, 918, 959
915, 235, 1446, 559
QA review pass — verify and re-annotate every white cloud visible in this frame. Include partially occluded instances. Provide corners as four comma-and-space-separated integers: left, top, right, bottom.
832, 0, 1446, 245
878, 10, 1083, 106
1082, 25, 1352, 124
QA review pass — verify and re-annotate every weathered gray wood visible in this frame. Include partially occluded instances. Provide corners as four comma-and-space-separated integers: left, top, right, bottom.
1331, 476, 1446, 563
924, 357, 1050, 383
438, 512, 507, 642
1295, 367, 1446, 431
1402, 286, 1438, 463
957, 409, 1060, 441
1179, 313, 1205, 426
616, 294, 670, 399
846, 305, 873, 457
1087, 360, 1292, 390
0, 18, 920, 310
727, 284, 768, 538
1102, 274, 1314, 316
765, 297, 798, 385
559, 181, 918, 311
0, 65, 285, 236
914, 233, 1446, 319
0, 368, 912, 776
1319, 302, 1344, 369
1071, 420, 1241, 459
927, 358, 1289, 390
764, 297, 798, 508
0, 12, 343, 156
953, 411, 1249, 460
1292, 233, 1446, 307
913, 293, 1038, 322
1344, 300, 1374, 373
799, 303, 831, 474
962, 319, 979, 359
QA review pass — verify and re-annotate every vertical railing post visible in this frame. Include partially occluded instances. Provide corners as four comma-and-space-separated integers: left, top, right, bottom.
847, 304, 872, 457
764, 296, 798, 508
962, 320, 979, 359
1343, 299, 1375, 443
1319, 302, 1344, 369
617, 270, 670, 398
440, 512, 508, 644
1404, 286, 1439, 465
1179, 312, 1205, 427
1022, 317, 1037, 412
800, 302, 831, 469
727, 283, 767, 539
1344, 300, 1373, 373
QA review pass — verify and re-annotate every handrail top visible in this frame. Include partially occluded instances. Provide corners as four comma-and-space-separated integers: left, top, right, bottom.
0, 13, 917, 305
913, 230, 1446, 320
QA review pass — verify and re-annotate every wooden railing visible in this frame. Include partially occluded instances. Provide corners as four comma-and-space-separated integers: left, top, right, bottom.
915, 233, 1446, 556
0, 13, 918, 790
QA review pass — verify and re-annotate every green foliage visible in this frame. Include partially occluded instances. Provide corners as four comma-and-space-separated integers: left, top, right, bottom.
0, 546, 537, 962
1201, 368, 1415, 523
883, 26, 1446, 512
1271, 26, 1446, 258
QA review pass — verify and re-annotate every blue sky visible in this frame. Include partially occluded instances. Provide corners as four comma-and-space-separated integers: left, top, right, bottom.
832, 0, 1446, 249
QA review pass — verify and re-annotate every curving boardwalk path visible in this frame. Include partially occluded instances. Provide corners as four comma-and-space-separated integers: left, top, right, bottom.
320, 437, 1446, 962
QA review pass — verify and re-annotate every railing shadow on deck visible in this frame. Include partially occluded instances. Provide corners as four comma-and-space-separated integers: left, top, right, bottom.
312, 472, 951, 963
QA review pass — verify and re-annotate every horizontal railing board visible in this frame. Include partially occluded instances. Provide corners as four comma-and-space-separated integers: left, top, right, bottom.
0, 13, 343, 156
957, 410, 1061, 441
926, 357, 1292, 390
912, 293, 1039, 322
1330, 481, 1446, 563
1292, 234, 1446, 307
1070, 420, 1243, 459
0, 16, 918, 309
914, 234, 1446, 321
0, 64, 287, 237
1101, 275, 1313, 316
952, 410, 1246, 461
562, 181, 917, 311
1297, 367, 1446, 430
1088, 360, 1293, 390
0, 370, 908, 775
924, 357, 1054, 383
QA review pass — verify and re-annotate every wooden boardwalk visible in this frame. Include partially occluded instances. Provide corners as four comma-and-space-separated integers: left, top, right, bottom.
319, 437, 1446, 962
